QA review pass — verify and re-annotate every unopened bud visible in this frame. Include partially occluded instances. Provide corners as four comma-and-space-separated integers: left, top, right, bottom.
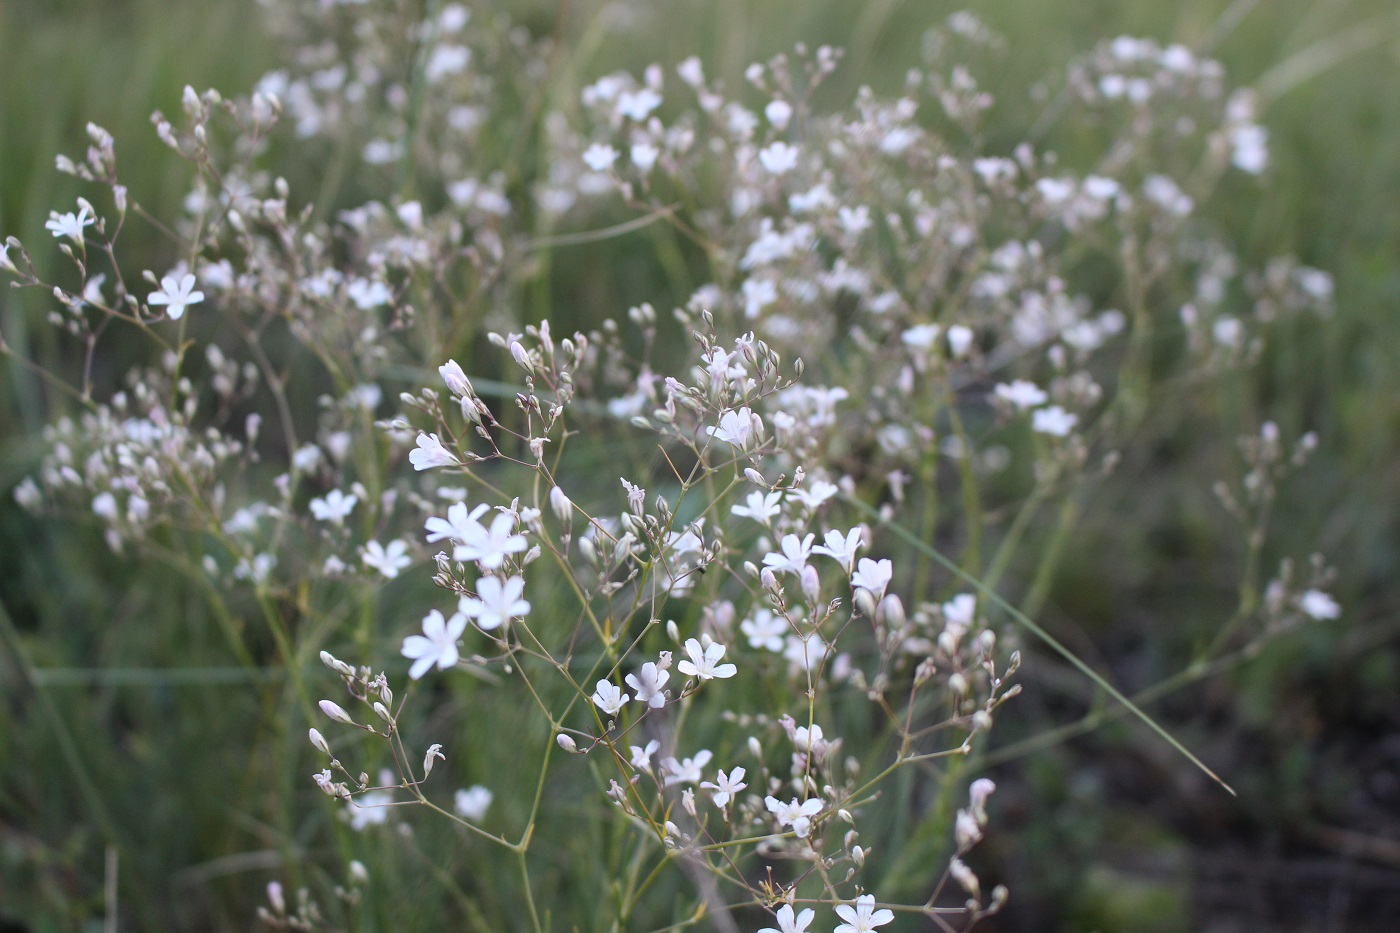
556, 733, 579, 753
318, 700, 355, 725
308, 728, 331, 755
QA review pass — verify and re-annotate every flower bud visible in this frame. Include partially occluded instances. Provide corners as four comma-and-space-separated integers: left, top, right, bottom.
556, 733, 579, 753
308, 728, 331, 756
318, 700, 355, 725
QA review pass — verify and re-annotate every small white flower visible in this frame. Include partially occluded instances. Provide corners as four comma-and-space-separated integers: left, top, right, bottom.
731, 489, 783, 525
582, 143, 618, 172
629, 739, 660, 773
616, 87, 661, 121
1299, 589, 1340, 620
409, 432, 460, 471
661, 749, 712, 786
765, 795, 823, 838
457, 574, 530, 630
46, 207, 93, 243
362, 539, 412, 578
401, 609, 468, 679
454, 511, 527, 570
851, 557, 893, 599
454, 785, 493, 821
763, 533, 815, 576
706, 407, 761, 449
741, 608, 787, 652
591, 679, 630, 716
147, 273, 205, 320
760, 904, 814, 933
833, 894, 895, 932
994, 380, 1047, 410
700, 766, 747, 808
813, 527, 864, 573
309, 488, 358, 524
439, 359, 472, 397
758, 141, 800, 175
677, 637, 737, 681
423, 744, 445, 776
764, 99, 793, 130
630, 142, 659, 172
1032, 405, 1078, 437
624, 661, 670, 709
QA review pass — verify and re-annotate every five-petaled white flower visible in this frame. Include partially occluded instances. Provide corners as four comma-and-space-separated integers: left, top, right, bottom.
678, 637, 737, 681
410, 432, 460, 471
760, 904, 815, 933
629, 739, 660, 773
591, 679, 629, 716
309, 488, 358, 524
362, 539, 412, 578
1299, 589, 1341, 620
457, 574, 530, 630
833, 894, 895, 932
763, 533, 815, 576
401, 608, 467, 679
454, 785, 493, 821
759, 141, 800, 175
813, 526, 864, 573
582, 143, 618, 172
741, 608, 787, 652
147, 273, 205, 320
1032, 405, 1078, 437
624, 661, 670, 709
706, 407, 762, 450
454, 511, 527, 570
765, 795, 823, 838
700, 766, 747, 808
851, 557, 893, 599
46, 207, 93, 243
995, 379, 1047, 410
731, 489, 783, 525
661, 749, 712, 786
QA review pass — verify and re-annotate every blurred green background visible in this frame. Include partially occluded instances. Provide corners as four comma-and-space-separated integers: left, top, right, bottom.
2, 0, 1399, 930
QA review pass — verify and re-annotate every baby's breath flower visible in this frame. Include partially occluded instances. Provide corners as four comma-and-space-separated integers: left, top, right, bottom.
677, 637, 737, 681
454, 785, 492, 821
582, 143, 618, 172
1032, 405, 1078, 436
45, 206, 93, 243
700, 766, 747, 808
765, 795, 823, 838
833, 894, 894, 932
147, 273, 205, 320
457, 574, 530, 630
410, 433, 460, 471
661, 749, 712, 786
1299, 589, 1341, 620
401, 609, 467, 679
362, 539, 412, 578
309, 488, 358, 524
624, 661, 670, 708
591, 679, 630, 716
760, 904, 814, 933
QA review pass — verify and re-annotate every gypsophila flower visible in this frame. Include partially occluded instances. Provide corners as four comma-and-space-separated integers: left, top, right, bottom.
765, 795, 823, 838
624, 661, 670, 709
678, 637, 737, 681
813, 526, 864, 573
1032, 405, 1079, 436
454, 511, 527, 570
582, 143, 619, 172
700, 766, 747, 808
591, 679, 630, 716
454, 785, 493, 821
731, 489, 783, 525
457, 574, 530, 630
401, 609, 467, 679
309, 488, 358, 524
759, 141, 800, 175
410, 432, 460, 470
851, 557, 892, 599
706, 407, 762, 450
833, 894, 894, 932
425, 500, 489, 546
1299, 589, 1341, 620
763, 533, 815, 576
741, 608, 787, 652
630, 739, 660, 773
662, 749, 712, 786
995, 379, 1048, 409
423, 744, 445, 776
147, 273, 205, 320
760, 904, 815, 933
361, 539, 412, 578
46, 206, 93, 243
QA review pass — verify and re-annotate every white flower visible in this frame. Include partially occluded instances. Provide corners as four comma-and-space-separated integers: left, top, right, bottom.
630, 142, 659, 172
147, 273, 205, 320
763, 533, 815, 576
423, 744, 445, 776
765, 795, 823, 838
425, 500, 489, 546
700, 766, 747, 808
760, 904, 814, 933
409, 432, 460, 471
582, 143, 618, 172
759, 141, 800, 175
624, 661, 670, 709
732, 489, 783, 525
994, 379, 1047, 409
401, 609, 467, 679
661, 749, 712, 786
454, 511, 527, 569
764, 99, 793, 130
591, 679, 630, 716
616, 87, 662, 121
706, 407, 761, 449
629, 739, 660, 773
833, 894, 895, 932
790, 479, 839, 511
439, 359, 472, 397
678, 637, 737, 681
1032, 405, 1078, 437
454, 785, 493, 821
346, 278, 391, 309
46, 207, 93, 243
457, 574, 530, 630
1299, 589, 1341, 620
362, 539, 412, 578
741, 608, 787, 652
813, 527, 863, 573
901, 323, 942, 350
851, 557, 893, 599
309, 488, 358, 524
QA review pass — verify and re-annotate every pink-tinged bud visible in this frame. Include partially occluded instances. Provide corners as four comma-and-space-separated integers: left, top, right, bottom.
439, 359, 472, 397
266, 881, 286, 914
760, 568, 778, 591
373, 702, 393, 724
801, 564, 821, 604
549, 485, 572, 522
510, 341, 532, 373
878, 594, 906, 630
556, 733, 579, 753
318, 699, 355, 725
949, 857, 980, 899
308, 728, 331, 755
